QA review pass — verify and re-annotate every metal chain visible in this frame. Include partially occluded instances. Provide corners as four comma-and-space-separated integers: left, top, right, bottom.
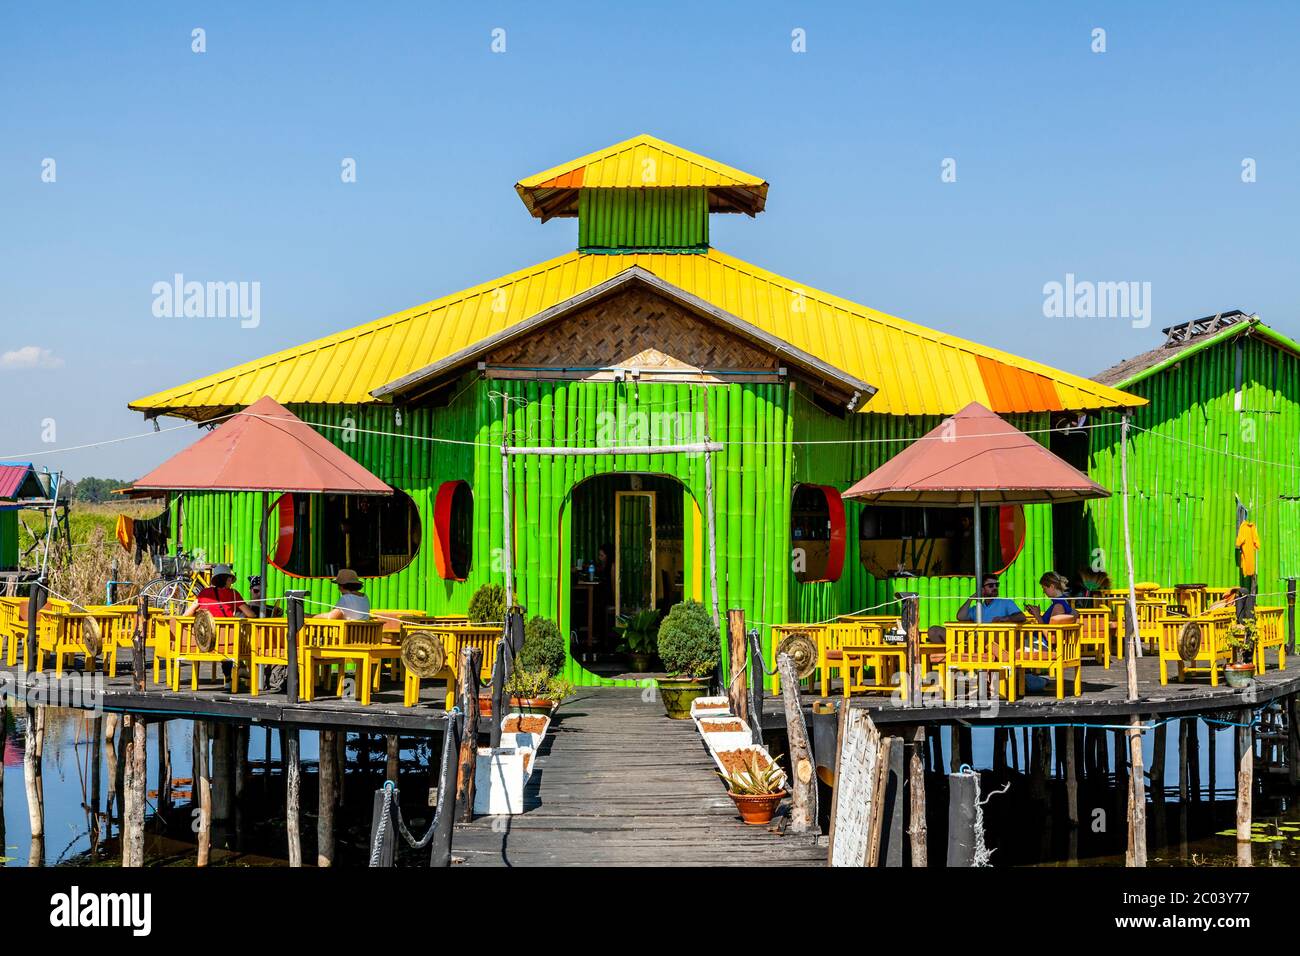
368, 785, 393, 867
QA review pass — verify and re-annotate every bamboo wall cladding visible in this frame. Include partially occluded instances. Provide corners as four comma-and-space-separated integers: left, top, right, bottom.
1086, 333, 1300, 603
485, 286, 777, 380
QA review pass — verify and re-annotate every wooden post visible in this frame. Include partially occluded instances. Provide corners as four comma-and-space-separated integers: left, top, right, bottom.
286, 590, 307, 704
0, 704, 6, 856
899, 592, 921, 705
1152, 723, 1167, 851
726, 609, 748, 721
24, 584, 45, 671
121, 714, 147, 867
1188, 718, 1201, 801
385, 734, 400, 784
212, 724, 231, 823
746, 629, 765, 744
132, 596, 148, 690
456, 646, 483, 821
1288, 579, 1297, 655
285, 726, 301, 867
318, 729, 337, 867
777, 652, 818, 832
23, 704, 45, 866
946, 770, 978, 867
489, 634, 505, 750
196, 721, 211, 866
430, 715, 459, 867
1237, 708, 1253, 867
1288, 695, 1300, 788
1064, 728, 1079, 827
908, 726, 927, 866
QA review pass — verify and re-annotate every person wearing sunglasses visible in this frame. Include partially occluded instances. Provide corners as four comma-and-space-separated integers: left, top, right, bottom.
956, 573, 1026, 624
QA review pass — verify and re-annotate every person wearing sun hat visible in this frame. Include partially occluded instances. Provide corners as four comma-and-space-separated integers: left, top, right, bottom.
322, 568, 371, 621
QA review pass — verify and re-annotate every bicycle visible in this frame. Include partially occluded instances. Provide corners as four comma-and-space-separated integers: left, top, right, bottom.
135, 552, 212, 615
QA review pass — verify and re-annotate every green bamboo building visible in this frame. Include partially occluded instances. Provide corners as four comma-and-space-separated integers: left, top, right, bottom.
129, 135, 1141, 686
1085, 311, 1300, 606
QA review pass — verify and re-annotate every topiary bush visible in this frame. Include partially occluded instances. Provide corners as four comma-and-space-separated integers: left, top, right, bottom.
519, 615, 566, 676
468, 583, 507, 624
656, 600, 719, 678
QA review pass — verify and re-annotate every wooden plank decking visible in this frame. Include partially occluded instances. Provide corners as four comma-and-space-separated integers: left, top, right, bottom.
452, 687, 827, 867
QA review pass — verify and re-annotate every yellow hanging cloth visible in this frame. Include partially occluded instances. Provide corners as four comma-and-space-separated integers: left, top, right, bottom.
1235, 520, 1260, 577
115, 515, 135, 553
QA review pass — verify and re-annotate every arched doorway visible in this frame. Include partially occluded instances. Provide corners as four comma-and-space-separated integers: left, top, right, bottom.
565, 473, 695, 678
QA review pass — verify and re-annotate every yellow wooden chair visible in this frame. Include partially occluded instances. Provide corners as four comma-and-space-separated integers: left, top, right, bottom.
944, 624, 1019, 701
32, 599, 87, 676
1076, 607, 1110, 668
1, 596, 26, 666
1158, 612, 1232, 686
1014, 623, 1082, 699
69, 605, 138, 676
298, 618, 394, 705
246, 618, 311, 696
166, 615, 246, 692
400, 623, 500, 708
1254, 606, 1286, 674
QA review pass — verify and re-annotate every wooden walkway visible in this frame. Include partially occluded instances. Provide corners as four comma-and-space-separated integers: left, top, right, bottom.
453, 688, 827, 867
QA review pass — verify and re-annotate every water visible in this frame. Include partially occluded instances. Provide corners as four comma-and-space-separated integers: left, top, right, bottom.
2, 706, 437, 867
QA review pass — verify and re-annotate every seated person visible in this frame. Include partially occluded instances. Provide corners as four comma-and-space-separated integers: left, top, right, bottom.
956, 574, 1026, 624
246, 575, 283, 617
1025, 572, 1077, 624
1207, 587, 1244, 613
321, 568, 370, 621
183, 564, 255, 619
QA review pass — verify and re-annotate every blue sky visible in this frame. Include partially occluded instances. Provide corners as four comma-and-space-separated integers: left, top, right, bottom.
2, 1, 1297, 480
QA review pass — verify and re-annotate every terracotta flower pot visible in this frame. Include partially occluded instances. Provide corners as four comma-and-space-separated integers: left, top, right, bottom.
510, 696, 557, 716
727, 790, 787, 826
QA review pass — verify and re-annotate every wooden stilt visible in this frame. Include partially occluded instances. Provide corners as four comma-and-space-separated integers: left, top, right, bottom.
1065, 728, 1079, 828
385, 734, 400, 785
122, 714, 147, 867
158, 721, 172, 815
212, 723, 231, 823
286, 726, 302, 867
726, 609, 749, 719
318, 729, 337, 867
1152, 723, 1167, 852
196, 721, 211, 866
336, 731, 347, 807
1237, 708, 1253, 867
23, 704, 45, 866
1188, 718, 1201, 802
909, 726, 927, 867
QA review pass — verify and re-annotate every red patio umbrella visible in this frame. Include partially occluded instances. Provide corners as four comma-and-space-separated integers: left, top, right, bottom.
843, 402, 1110, 622
128, 395, 392, 610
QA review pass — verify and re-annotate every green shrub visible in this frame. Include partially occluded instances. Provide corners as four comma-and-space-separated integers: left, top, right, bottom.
468, 583, 507, 623
656, 600, 718, 677
519, 615, 566, 675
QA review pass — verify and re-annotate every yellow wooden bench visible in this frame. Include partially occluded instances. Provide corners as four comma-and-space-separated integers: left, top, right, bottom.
944, 624, 1019, 701
400, 622, 500, 708
1, 596, 27, 666
1254, 605, 1286, 674
163, 615, 246, 692
246, 618, 303, 696
298, 619, 391, 704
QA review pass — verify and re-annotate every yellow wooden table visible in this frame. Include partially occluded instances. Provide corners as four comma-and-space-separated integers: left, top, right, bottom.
841, 644, 909, 700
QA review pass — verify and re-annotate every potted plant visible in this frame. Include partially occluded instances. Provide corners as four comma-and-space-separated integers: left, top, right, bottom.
505, 616, 570, 713
468, 583, 511, 624
617, 608, 660, 672
655, 600, 718, 719
1225, 618, 1256, 688
717, 750, 788, 826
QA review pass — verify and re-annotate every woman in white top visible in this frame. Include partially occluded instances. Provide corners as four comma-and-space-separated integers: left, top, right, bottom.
322, 568, 371, 621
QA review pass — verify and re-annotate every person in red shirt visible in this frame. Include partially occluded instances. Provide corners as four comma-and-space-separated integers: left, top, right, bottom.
183, 564, 255, 619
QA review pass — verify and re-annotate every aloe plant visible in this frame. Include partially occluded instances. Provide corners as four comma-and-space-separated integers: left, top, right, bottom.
718, 752, 787, 795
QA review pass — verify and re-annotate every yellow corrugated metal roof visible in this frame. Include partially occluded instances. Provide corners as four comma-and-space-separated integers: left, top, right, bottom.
129, 248, 1143, 419
515, 134, 768, 219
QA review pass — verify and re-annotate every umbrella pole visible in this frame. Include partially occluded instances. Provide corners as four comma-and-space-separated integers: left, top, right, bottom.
259, 491, 270, 618
973, 492, 983, 625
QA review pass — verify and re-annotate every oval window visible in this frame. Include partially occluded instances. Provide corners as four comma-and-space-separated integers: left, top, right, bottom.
434, 480, 473, 580
791, 483, 845, 583
272, 490, 422, 578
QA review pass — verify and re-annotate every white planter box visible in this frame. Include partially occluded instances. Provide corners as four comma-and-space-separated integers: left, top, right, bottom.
697, 716, 753, 754
500, 712, 550, 751
473, 747, 528, 815
690, 696, 731, 719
